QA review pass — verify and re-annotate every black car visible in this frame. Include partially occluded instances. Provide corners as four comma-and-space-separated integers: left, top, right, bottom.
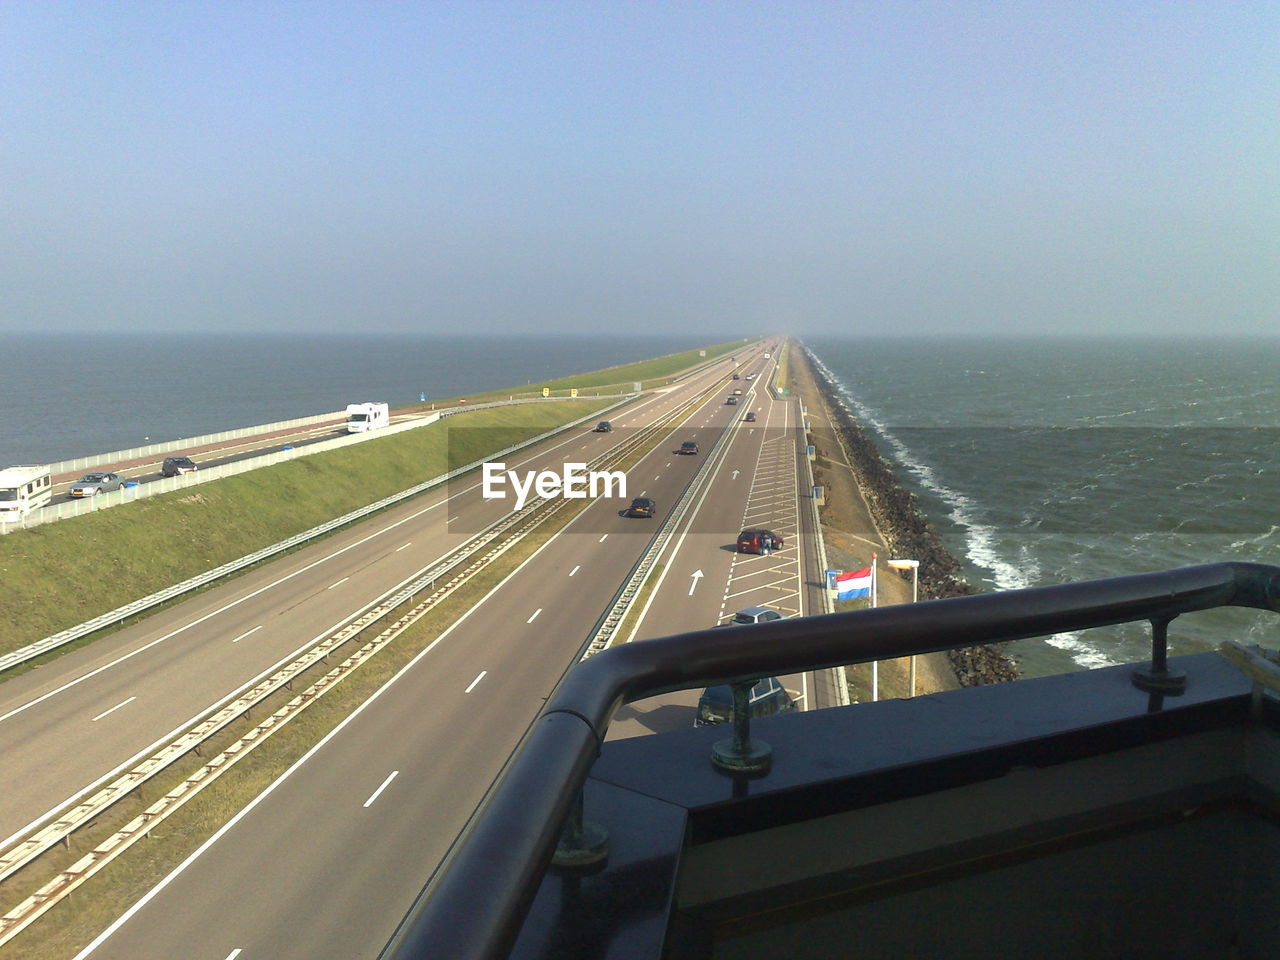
726, 396, 738, 406
732, 373, 740, 380
679, 441, 699, 455
744, 412, 757, 422
626, 497, 656, 518
695, 677, 795, 726
594, 421, 612, 433
161, 456, 198, 477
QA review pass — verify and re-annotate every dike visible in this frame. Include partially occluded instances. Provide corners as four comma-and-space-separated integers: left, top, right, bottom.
793, 341, 1020, 687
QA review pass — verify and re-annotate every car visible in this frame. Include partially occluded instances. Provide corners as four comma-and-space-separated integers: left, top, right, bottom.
68, 472, 125, 497
726, 605, 784, 625
745, 412, 757, 422
594, 421, 612, 433
626, 497, 656, 518
679, 441, 699, 455
161, 456, 199, 477
737, 528, 784, 554
726, 396, 738, 406
694, 677, 795, 726
733, 388, 743, 395
732, 373, 740, 380
746, 373, 755, 380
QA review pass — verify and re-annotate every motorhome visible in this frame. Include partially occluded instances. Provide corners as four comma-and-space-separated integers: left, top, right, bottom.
0, 465, 53, 522
345, 402, 390, 433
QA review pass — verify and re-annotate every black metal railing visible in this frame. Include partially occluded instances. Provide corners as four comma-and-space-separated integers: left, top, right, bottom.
382, 562, 1280, 959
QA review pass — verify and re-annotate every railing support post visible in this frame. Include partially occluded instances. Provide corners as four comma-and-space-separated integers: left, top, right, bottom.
552, 789, 608, 868
712, 680, 772, 773
1132, 615, 1187, 694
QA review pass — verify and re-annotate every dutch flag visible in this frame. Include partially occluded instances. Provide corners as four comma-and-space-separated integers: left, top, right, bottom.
835, 567, 873, 601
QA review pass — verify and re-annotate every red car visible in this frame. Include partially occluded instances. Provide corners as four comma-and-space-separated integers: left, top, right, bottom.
737, 528, 784, 554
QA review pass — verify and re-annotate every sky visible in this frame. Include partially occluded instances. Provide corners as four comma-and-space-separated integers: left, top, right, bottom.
2, 1, 1276, 338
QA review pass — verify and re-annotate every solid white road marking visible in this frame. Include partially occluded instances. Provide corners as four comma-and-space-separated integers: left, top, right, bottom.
362, 770, 399, 808
91, 697, 136, 723
465, 671, 488, 693
569, 565, 580, 577
395, 542, 412, 552
231, 625, 263, 644
527, 609, 542, 623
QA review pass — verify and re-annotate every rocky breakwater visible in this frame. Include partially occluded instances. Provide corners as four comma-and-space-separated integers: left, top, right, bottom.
798, 343, 1019, 687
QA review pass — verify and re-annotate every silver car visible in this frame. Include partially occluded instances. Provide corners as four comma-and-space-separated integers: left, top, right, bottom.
69, 472, 125, 497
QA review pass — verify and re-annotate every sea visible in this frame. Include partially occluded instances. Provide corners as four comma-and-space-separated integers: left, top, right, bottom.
805, 337, 1280, 678
0, 332, 714, 466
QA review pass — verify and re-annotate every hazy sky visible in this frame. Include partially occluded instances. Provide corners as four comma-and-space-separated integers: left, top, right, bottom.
3, 2, 1276, 338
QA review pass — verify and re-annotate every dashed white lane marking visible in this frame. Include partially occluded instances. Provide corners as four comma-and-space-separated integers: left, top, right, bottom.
231, 625, 263, 644
599, 534, 608, 543
527, 609, 542, 623
223, 950, 243, 960
465, 670, 488, 693
395, 542, 412, 552
327, 577, 349, 590
362, 770, 399, 808
91, 697, 137, 722
569, 565, 580, 577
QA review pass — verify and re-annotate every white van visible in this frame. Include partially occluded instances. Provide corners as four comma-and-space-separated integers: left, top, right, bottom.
346, 402, 390, 433
0, 465, 53, 522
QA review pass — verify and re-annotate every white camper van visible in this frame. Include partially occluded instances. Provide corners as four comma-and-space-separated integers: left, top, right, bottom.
346, 402, 390, 433
0, 465, 53, 522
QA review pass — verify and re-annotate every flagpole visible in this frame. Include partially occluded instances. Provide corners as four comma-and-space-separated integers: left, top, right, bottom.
888, 559, 921, 697
871, 554, 878, 702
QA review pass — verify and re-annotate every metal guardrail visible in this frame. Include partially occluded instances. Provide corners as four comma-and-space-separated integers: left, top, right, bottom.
0, 399, 633, 673
383, 561, 1280, 960
44, 410, 347, 477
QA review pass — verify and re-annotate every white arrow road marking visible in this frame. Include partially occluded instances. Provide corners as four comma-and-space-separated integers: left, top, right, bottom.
732, 470, 740, 479
91, 697, 136, 722
465, 670, 488, 693
689, 570, 705, 595
363, 770, 399, 808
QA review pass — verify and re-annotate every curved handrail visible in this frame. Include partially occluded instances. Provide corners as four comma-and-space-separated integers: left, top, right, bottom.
383, 561, 1280, 959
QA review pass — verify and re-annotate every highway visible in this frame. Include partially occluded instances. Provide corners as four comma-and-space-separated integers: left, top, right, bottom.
4, 346, 809, 959
0, 354, 744, 856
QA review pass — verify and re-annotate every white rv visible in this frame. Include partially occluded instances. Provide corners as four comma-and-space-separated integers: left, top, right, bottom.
0, 465, 53, 522
346, 402, 390, 433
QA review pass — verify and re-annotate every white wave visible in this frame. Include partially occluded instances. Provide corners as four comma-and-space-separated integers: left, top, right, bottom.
1043, 631, 1122, 669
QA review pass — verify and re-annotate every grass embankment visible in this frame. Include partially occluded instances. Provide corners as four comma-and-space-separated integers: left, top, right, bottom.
415, 338, 754, 405
0, 399, 613, 657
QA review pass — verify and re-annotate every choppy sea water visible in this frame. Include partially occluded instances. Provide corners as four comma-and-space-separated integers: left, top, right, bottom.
805, 337, 1280, 677
0, 333, 712, 466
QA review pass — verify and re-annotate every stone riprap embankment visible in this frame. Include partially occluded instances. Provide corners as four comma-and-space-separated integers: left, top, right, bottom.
800, 343, 1019, 687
